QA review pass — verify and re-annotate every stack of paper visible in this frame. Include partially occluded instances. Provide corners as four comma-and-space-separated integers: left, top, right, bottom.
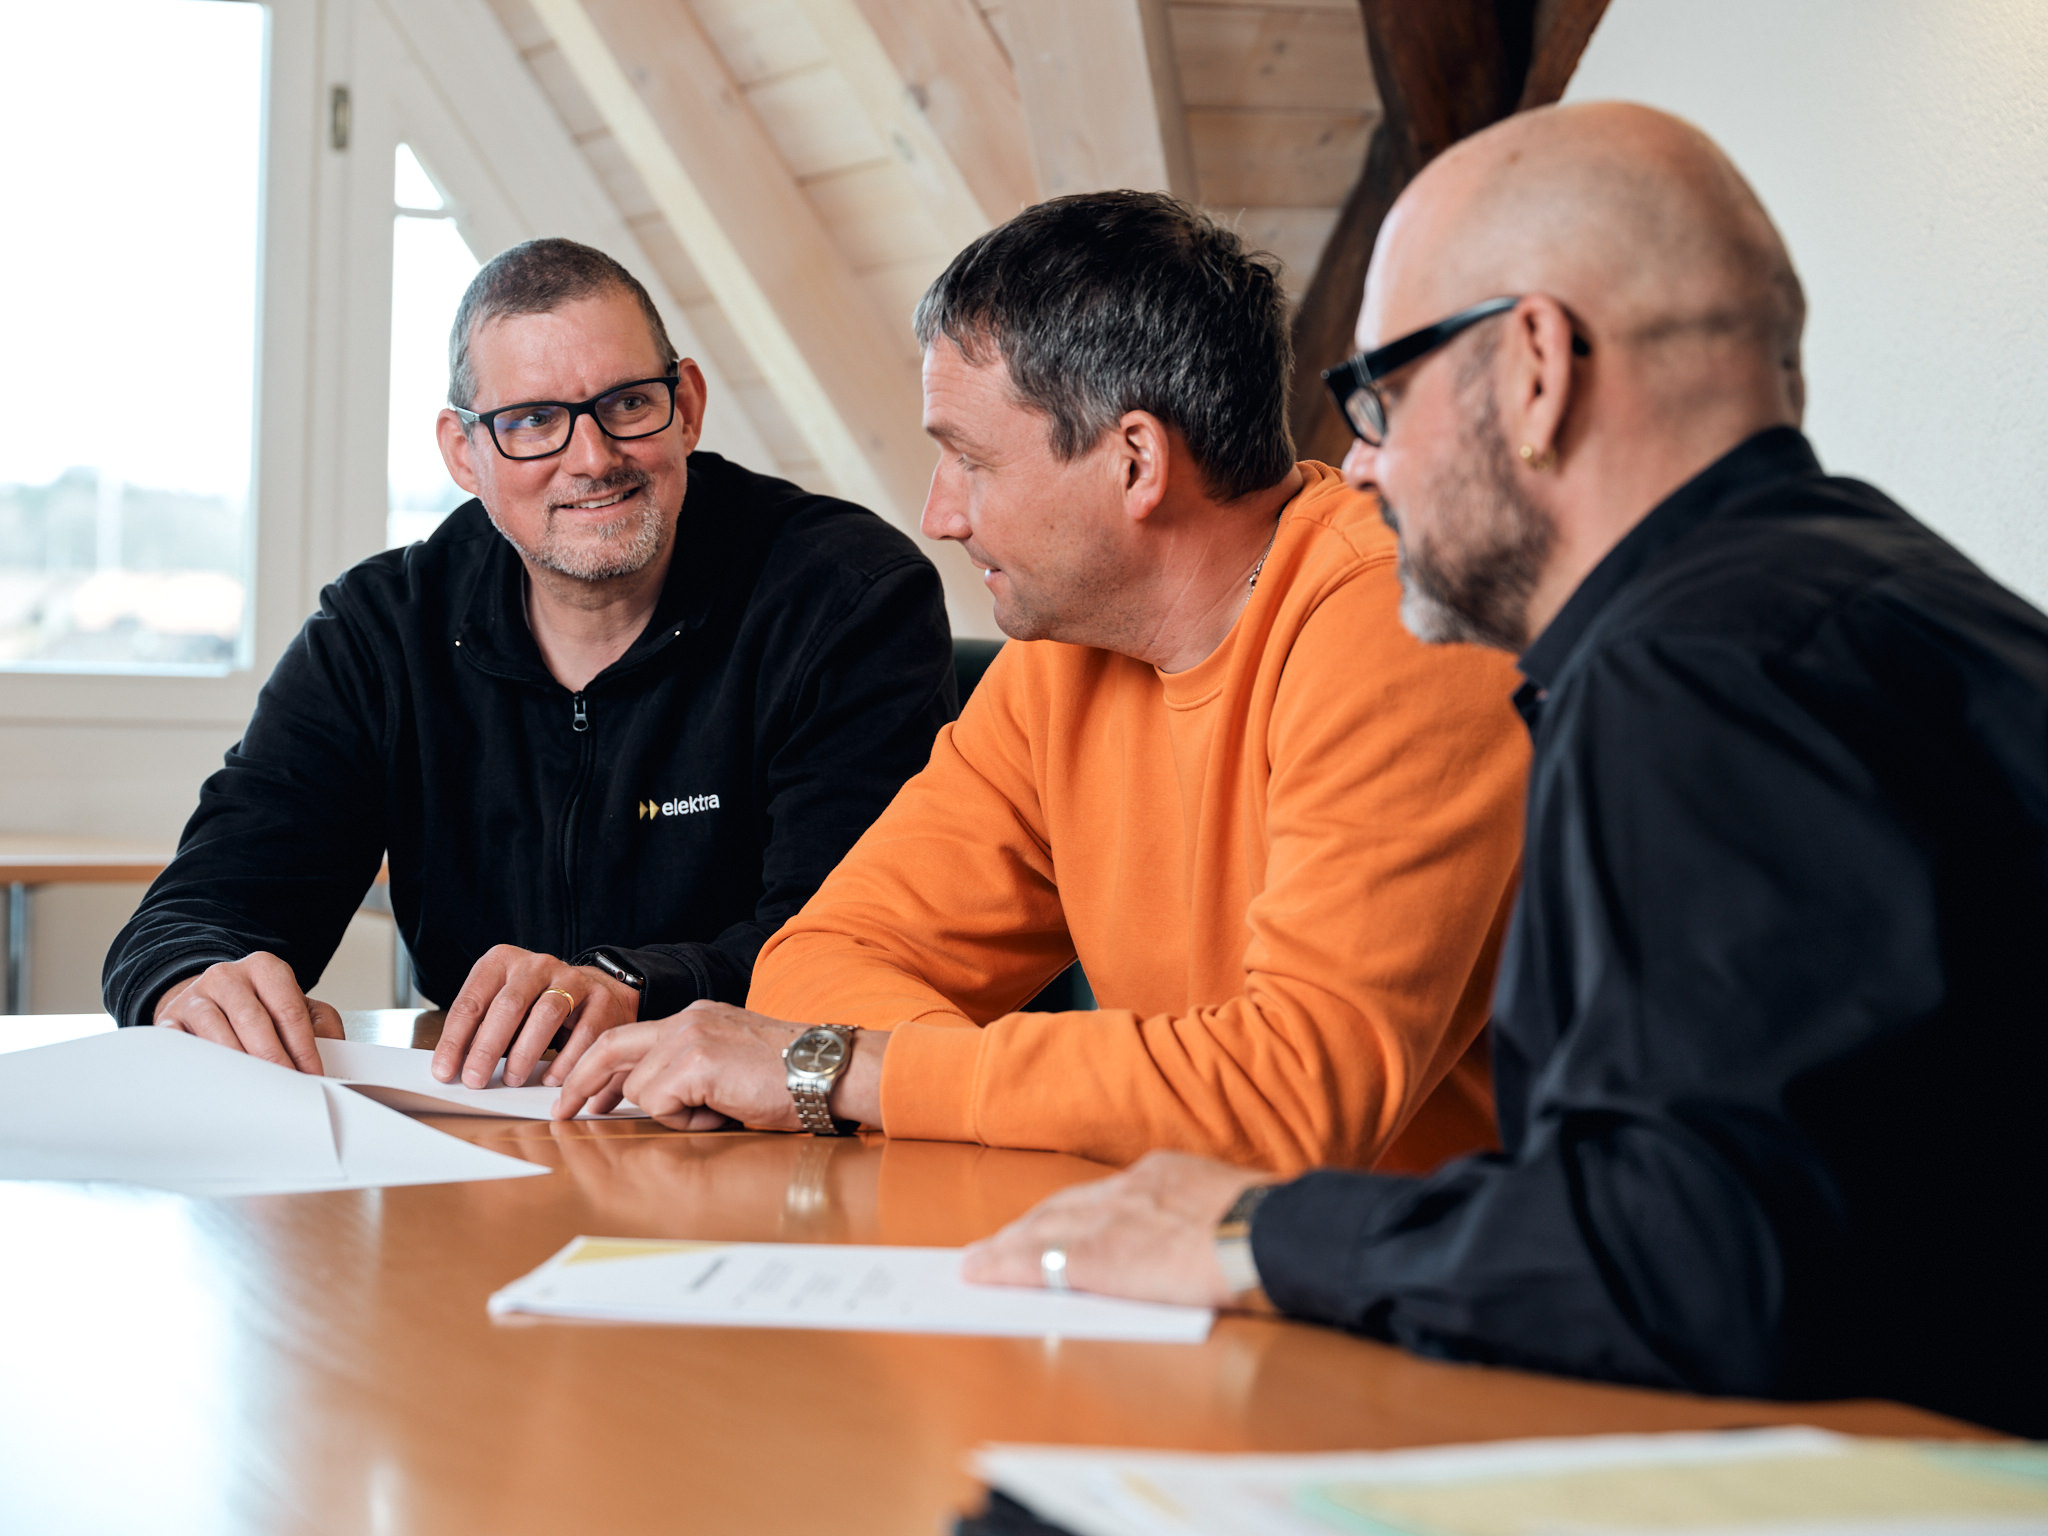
973, 1428, 2048, 1536
490, 1235, 1216, 1343
315, 1037, 648, 1119
0, 1028, 548, 1196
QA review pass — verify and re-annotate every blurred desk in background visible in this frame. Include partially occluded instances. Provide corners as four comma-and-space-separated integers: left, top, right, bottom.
0, 835, 173, 1016
0, 1010, 1992, 1535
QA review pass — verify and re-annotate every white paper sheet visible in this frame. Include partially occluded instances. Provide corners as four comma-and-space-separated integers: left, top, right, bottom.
315, 1037, 648, 1119
0, 1028, 549, 1196
488, 1236, 1215, 1343
972, 1429, 2048, 1536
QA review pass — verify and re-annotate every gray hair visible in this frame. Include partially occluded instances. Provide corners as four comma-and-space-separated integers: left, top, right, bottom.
448, 238, 677, 409
913, 191, 1295, 502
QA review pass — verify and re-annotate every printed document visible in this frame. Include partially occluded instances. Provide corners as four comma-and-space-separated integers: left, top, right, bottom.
316, 1037, 648, 1119
489, 1235, 1215, 1343
973, 1427, 2048, 1536
0, 1027, 549, 1196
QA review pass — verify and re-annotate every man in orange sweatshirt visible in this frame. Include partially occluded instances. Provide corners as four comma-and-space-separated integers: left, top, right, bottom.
555, 191, 1528, 1177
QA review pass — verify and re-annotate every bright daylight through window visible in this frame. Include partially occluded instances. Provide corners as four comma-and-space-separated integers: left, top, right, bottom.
388, 144, 482, 549
0, 0, 265, 672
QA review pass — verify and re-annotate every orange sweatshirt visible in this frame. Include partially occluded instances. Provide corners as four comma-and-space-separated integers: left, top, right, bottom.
750, 463, 1529, 1175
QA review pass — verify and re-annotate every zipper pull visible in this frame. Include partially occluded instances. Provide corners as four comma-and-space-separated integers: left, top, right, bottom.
571, 692, 589, 733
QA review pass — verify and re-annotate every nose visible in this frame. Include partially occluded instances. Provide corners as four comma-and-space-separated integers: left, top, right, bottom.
560, 410, 626, 478
920, 456, 968, 542
1340, 436, 1379, 494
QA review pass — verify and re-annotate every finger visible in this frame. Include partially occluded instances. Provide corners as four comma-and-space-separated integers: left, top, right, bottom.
163, 991, 246, 1052
307, 1000, 346, 1039
556, 1022, 651, 1108
461, 984, 543, 1088
552, 1065, 626, 1121
651, 1107, 731, 1132
205, 970, 302, 1071
537, 994, 620, 1087
959, 1225, 1057, 1288
435, 947, 519, 1081
244, 955, 323, 1074
503, 986, 579, 1088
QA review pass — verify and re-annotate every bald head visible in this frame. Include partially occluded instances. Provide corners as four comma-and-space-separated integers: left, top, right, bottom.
1366, 102, 1805, 421
1342, 104, 1811, 654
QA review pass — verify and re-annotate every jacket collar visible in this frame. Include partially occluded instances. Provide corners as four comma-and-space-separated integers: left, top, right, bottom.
452, 453, 737, 688
1515, 427, 1821, 715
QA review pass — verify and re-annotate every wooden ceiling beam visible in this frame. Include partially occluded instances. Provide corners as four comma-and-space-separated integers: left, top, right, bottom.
525, 0, 992, 630
1287, 0, 1613, 464
1003, 0, 1198, 199
792, 0, 1037, 246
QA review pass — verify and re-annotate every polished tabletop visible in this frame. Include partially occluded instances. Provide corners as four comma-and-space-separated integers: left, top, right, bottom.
0, 1011, 1986, 1535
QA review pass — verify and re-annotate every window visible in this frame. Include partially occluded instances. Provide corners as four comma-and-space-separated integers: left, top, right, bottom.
387, 144, 482, 550
0, 0, 266, 673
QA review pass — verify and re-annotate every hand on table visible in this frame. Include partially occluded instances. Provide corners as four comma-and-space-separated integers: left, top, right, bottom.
152, 952, 343, 1074
551, 1000, 885, 1131
433, 945, 641, 1090
960, 1151, 1273, 1308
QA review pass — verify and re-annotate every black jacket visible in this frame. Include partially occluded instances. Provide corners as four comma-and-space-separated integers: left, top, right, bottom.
105, 452, 955, 1025
1252, 430, 2048, 1435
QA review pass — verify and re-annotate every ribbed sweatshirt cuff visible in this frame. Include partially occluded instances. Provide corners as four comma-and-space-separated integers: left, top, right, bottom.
878, 1016, 983, 1143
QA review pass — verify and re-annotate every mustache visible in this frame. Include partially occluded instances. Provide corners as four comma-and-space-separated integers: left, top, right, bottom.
547, 468, 651, 513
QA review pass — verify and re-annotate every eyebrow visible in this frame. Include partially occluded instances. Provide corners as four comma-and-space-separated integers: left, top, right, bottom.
924, 416, 992, 457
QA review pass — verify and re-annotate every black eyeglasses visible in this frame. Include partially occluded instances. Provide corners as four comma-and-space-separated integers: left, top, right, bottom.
1322, 297, 1588, 446
453, 373, 681, 461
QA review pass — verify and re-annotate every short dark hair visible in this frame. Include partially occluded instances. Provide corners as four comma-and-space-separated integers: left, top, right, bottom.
913, 191, 1295, 501
448, 237, 678, 409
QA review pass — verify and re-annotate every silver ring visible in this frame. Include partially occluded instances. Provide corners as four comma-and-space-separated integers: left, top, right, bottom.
1040, 1246, 1071, 1292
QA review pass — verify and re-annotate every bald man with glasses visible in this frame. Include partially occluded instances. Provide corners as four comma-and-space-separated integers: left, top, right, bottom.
106, 238, 954, 1090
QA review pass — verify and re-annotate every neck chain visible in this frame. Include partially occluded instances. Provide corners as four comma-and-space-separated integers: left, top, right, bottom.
1247, 519, 1282, 592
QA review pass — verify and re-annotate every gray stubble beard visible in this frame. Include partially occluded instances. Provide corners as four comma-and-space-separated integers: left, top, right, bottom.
489, 468, 672, 583
1389, 386, 1555, 653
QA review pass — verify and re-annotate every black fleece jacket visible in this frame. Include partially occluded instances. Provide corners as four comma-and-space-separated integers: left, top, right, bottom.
104, 452, 955, 1027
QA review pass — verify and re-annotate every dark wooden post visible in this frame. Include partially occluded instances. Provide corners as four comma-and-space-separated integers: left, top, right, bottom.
1288, 0, 1613, 466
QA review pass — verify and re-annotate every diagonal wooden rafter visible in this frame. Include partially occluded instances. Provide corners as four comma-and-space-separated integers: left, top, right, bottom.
525, 0, 991, 629
1003, 0, 1198, 199
791, 0, 1038, 247
1287, 0, 1614, 465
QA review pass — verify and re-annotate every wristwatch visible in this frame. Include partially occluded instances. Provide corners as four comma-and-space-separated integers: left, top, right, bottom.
1214, 1182, 1274, 1301
588, 948, 647, 992
783, 1025, 859, 1136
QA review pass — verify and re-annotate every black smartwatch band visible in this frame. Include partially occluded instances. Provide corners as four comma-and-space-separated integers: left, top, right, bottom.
589, 948, 647, 992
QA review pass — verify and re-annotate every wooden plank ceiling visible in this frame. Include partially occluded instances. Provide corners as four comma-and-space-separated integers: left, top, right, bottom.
482, 0, 1378, 635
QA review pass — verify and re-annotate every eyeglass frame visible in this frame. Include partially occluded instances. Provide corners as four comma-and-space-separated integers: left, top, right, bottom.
1321, 297, 1588, 447
450, 371, 683, 462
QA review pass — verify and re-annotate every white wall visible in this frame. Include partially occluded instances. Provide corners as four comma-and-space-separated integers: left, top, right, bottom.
1567, 0, 2048, 608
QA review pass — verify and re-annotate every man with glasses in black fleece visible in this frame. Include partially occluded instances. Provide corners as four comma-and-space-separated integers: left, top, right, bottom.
105, 238, 953, 1094
963, 103, 2048, 1437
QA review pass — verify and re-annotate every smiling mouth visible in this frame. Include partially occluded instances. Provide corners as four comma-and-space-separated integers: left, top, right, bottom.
553, 486, 639, 515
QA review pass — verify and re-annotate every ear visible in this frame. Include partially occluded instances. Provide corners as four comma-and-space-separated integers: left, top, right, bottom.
1499, 295, 1580, 470
672, 358, 709, 455
437, 409, 483, 497
1112, 409, 1173, 525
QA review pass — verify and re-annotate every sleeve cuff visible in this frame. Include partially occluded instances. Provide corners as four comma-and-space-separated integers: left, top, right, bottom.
577, 946, 709, 1021
877, 1017, 984, 1143
1251, 1169, 1408, 1329
120, 952, 239, 1029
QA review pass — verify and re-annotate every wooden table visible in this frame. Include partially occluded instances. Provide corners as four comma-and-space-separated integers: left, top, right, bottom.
0, 835, 174, 1015
0, 1011, 1986, 1535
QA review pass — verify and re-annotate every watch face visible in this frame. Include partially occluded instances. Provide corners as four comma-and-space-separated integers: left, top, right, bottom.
787, 1030, 848, 1076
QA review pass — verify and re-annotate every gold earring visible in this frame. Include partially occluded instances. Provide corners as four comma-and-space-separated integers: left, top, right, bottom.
1519, 443, 1556, 471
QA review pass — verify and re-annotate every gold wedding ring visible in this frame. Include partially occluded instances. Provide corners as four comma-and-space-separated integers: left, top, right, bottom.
541, 987, 578, 1010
